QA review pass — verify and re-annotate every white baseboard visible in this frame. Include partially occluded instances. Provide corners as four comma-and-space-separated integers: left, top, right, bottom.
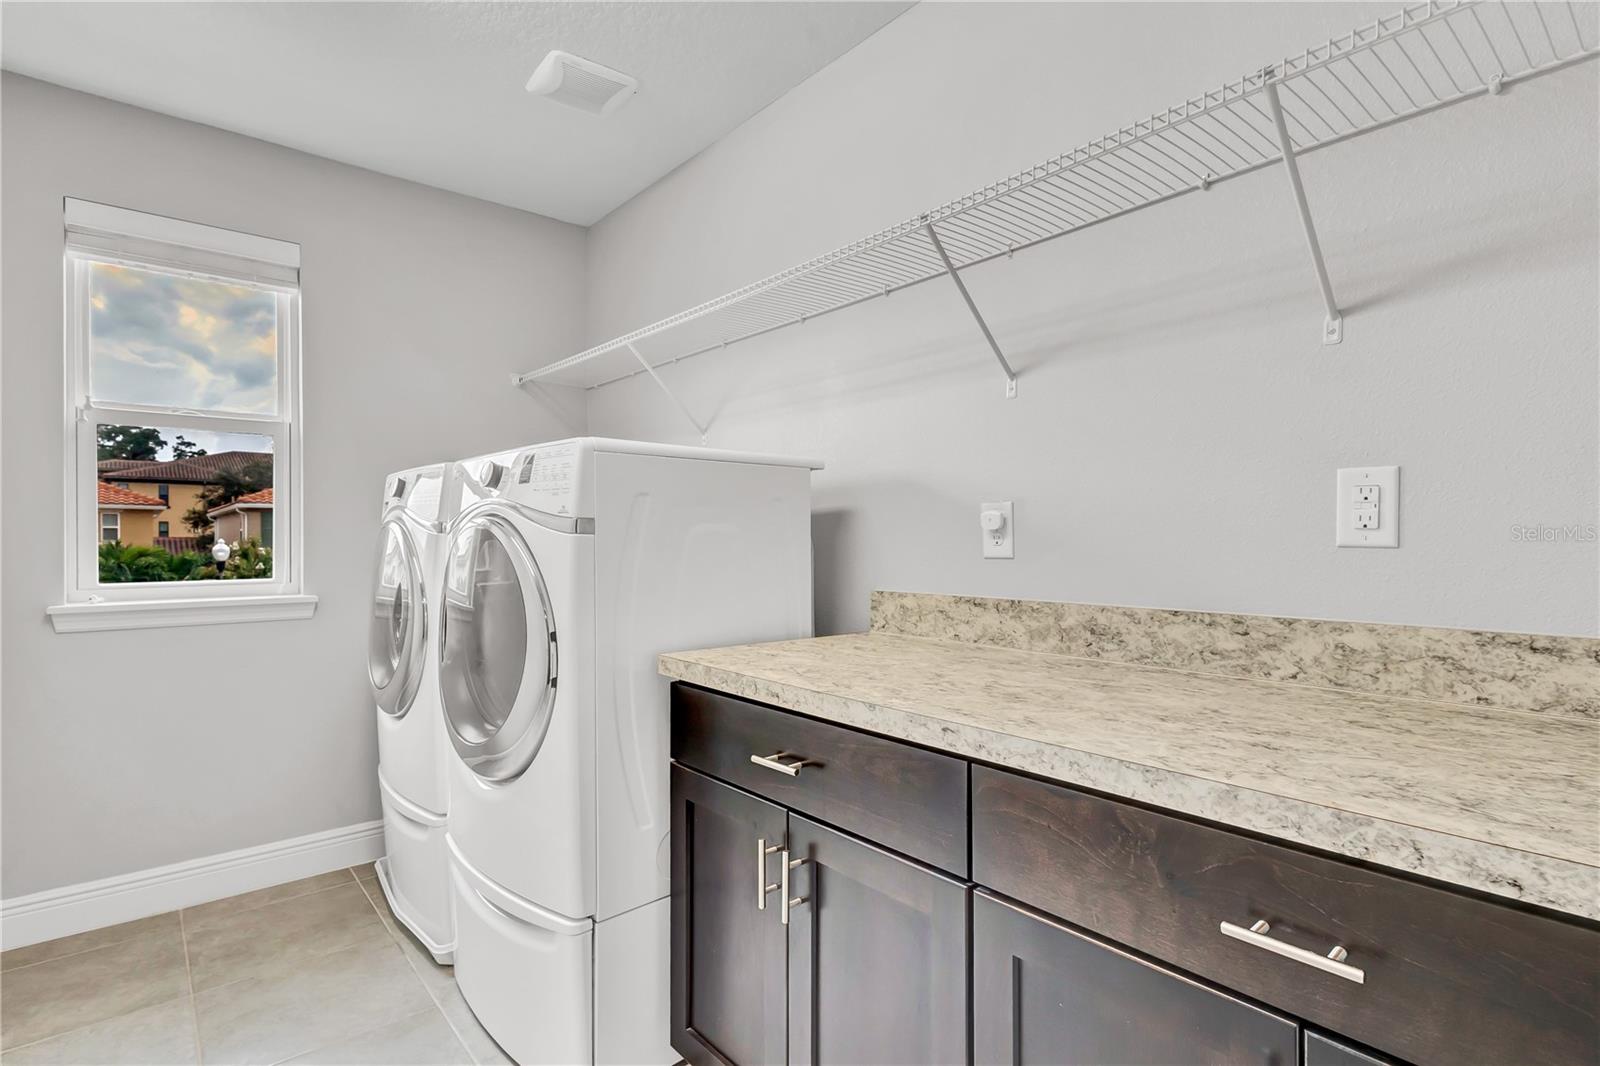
0, 820, 385, 950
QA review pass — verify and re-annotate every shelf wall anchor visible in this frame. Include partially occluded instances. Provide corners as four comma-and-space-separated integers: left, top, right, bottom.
626, 341, 710, 443
1263, 79, 1343, 346
924, 222, 1019, 398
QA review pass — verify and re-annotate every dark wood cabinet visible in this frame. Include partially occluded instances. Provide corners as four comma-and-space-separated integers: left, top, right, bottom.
671, 765, 789, 1066
973, 891, 1299, 1066
786, 815, 968, 1066
670, 683, 1600, 1066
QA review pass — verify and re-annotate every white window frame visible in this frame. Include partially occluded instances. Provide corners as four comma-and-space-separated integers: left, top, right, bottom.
100, 511, 120, 543
49, 199, 315, 633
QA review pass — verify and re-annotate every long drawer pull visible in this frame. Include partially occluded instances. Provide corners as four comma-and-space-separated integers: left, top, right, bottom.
750, 751, 814, 777
1220, 919, 1365, 984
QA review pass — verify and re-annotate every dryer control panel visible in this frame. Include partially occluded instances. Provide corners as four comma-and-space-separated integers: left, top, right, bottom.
509, 440, 591, 519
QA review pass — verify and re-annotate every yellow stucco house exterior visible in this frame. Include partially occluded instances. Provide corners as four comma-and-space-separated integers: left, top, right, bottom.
98, 451, 272, 550
96, 483, 166, 545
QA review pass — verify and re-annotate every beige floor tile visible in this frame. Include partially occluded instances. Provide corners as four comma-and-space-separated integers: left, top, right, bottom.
280, 1008, 470, 1065
430, 985, 513, 1066
0, 996, 198, 1065
0, 930, 189, 1050
354, 874, 398, 932
184, 881, 390, 992
355, 879, 455, 998
181, 870, 355, 933
193, 938, 431, 1066
349, 862, 378, 883
0, 912, 180, 973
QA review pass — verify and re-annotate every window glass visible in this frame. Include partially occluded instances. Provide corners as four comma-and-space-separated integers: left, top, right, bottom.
95, 423, 273, 584
101, 513, 119, 542
440, 525, 529, 738
88, 262, 278, 414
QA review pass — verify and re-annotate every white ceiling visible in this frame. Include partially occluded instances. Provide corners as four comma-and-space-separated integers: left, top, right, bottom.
0, 2, 910, 225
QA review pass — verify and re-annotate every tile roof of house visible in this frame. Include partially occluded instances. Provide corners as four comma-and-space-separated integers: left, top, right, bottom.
98, 483, 168, 509
97, 451, 272, 485
208, 488, 273, 518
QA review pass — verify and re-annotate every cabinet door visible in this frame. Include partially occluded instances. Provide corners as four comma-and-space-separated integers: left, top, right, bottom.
671, 765, 788, 1066
786, 814, 968, 1066
1304, 1032, 1399, 1066
973, 891, 1298, 1066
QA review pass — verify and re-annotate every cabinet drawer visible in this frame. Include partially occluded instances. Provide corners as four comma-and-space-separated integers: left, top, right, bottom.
973, 890, 1298, 1066
672, 684, 968, 875
972, 765, 1600, 1066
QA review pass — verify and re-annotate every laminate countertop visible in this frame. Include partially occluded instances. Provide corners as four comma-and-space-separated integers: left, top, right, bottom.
659, 632, 1600, 921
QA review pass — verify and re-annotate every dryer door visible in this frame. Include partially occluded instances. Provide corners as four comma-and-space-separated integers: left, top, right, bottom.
439, 510, 558, 782
369, 516, 428, 718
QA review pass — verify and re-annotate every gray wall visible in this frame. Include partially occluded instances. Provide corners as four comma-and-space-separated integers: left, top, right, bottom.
0, 74, 588, 898
585, 1, 1599, 637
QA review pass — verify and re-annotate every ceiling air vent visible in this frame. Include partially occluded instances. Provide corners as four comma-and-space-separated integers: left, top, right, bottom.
526, 51, 638, 116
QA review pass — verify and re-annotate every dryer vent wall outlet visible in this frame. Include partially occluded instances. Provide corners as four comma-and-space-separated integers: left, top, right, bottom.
527, 51, 639, 115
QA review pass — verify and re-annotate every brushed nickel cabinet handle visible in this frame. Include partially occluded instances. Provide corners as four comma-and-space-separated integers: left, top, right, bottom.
750, 751, 814, 777
1220, 919, 1365, 984
756, 837, 781, 910
780, 850, 808, 926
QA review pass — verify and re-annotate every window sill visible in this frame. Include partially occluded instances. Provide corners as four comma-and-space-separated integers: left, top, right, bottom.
46, 594, 318, 633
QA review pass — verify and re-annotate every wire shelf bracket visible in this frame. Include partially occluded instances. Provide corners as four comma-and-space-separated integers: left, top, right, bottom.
925, 220, 1019, 397
627, 342, 710, 443
1264, 75, 1344, 345
512, 0, 1598, 398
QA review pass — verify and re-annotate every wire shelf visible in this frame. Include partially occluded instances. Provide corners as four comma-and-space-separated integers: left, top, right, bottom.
516, 0, 1598, 391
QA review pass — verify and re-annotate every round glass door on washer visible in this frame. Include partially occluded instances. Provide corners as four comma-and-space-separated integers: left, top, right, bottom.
368, 518, 427, 718
439, 511, 558, 783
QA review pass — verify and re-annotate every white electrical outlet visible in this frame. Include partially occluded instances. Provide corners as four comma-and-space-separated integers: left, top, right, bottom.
981, 501, 1014, 559
1336, 466, 1399, 548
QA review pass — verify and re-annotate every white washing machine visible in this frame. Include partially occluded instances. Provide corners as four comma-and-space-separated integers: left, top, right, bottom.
367, 462, 459, 962
439, 438, 819, 1066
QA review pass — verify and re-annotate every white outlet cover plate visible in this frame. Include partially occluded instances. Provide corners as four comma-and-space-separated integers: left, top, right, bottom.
1336, 466, 1399, 548
981, 500, 1014, 559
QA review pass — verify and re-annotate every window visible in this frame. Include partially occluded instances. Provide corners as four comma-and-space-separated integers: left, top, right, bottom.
49, 200, 315, 633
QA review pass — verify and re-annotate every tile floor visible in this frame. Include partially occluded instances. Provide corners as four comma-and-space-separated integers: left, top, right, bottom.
0, 864, 512, 1065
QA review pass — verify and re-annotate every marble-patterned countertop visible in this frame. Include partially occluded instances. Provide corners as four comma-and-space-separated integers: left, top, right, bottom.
660, 632, 1600, 920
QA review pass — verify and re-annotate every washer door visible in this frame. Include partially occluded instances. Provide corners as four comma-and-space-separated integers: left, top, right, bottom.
369, 517, 428, 718
439, 511, 558, 782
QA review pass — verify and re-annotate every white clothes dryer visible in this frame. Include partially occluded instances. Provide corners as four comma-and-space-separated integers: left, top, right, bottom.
439, 438, 818, 1066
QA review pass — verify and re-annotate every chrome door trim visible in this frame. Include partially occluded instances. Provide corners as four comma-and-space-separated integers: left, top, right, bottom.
369, 516, 427, 719
387, 507, 448, 536
439, 508, 560, 783
454, 497, 593, 535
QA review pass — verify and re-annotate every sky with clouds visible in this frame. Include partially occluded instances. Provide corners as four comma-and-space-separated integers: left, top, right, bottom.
89, 262, 278, 415
119, 425, 274, 463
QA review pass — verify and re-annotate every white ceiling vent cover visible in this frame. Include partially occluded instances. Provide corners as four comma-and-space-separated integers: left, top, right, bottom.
526, 51, 638, 116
